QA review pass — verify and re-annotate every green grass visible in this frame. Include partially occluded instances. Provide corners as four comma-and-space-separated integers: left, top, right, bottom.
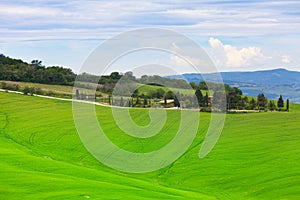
0, 92, 300, 199
138, 84, 211, 96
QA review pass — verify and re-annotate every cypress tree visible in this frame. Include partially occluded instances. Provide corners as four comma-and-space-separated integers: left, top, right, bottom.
120, 97, 124, 107
76, 89, 80, 99
204, 92, 209, 107
278, 95, 284, 108
257, 93, 267, 108
286, 99, 290, 112
250, 98, 256, 110
174, 96, 180, 107
195, 89, 204, 107
136, 96, 140, 105
131, 98, 134, 107
108, 95, 111, 105
128, 99, 131, 107
143, 97, 148, 107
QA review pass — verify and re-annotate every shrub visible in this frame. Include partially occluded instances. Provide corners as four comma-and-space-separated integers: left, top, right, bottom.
23, 87, 30, 95
200, 107, 212, 112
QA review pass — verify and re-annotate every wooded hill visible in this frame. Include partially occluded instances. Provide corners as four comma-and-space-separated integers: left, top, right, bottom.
0, 54, 76, 85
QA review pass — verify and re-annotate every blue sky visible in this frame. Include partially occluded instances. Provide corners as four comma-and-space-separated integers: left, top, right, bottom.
0, 0, 300, 74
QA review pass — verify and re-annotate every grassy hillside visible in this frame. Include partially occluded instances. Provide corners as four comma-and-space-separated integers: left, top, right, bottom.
0, 80, 106, 98
138, 84, 211, 96
0, 80, 74, 95
1, 92, 300, 199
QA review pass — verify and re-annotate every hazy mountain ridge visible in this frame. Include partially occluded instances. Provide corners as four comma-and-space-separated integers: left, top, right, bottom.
167, 69, 300, 103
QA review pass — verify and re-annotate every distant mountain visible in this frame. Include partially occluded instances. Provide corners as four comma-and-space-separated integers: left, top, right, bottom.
166, 69, 300, 103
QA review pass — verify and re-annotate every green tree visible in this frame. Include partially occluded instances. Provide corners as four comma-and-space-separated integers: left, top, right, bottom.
198, 81, 208, 90
120, 97, 124, 107
190, 82, 198, 89
174, 93, 180, 107
156, 88, 165, 99
250, 98, 256, 110
278, 95, 284, 108
164, 91, 174, 99
195, 89, 204, 107
143, 97, 148, 107
286, 99, 289, 111
108, 95, 111, 105
212, 90, 226, 112
268, 100, 276, 111
31, 60, 42, 67
227, 90, 241, 109
231, 87, 243, 95
204, 92, 209, 107
135, 96, 140, 106
239, 96, 248, 110
23, 86, 30, 95
131, 98, 134, 107
132, 89, 139, 98
257, 93, 267, 109
128, 99, 131, 107
110, 72, 122, 80
76, 89, 80, 99
124, 71, 136, 81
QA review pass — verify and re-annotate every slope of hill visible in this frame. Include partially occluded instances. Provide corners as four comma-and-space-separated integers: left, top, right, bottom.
1, 92, 300, 199
167, 68, 300, 103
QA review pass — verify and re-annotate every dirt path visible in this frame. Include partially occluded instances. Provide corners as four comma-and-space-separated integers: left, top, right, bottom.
0, 88, 111, 107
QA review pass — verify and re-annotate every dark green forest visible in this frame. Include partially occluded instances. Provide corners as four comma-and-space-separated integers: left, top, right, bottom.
0, 54, 76, 85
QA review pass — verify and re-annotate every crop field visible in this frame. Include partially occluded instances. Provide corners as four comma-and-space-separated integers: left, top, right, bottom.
0, 91, 299, 199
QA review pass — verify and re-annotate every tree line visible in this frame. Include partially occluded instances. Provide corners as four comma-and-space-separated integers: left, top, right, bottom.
0, 54, 75, 85
0, 54, 194, 92
193, 81, 290, 112
0, 54, 291, 112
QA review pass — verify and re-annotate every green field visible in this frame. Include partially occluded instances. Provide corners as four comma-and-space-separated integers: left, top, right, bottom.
0, 92, 300, 199
138, 84, 211, 96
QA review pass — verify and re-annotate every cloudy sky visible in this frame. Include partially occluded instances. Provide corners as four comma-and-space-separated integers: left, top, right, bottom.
1, 0, 300, 74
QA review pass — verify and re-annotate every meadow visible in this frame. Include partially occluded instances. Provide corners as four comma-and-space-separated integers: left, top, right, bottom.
138, 84, 211, 96
0, 80, 106, 98
0, 91, 299, 199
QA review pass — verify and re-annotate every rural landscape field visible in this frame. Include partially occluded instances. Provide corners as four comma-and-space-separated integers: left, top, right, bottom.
1, 0, 300, 199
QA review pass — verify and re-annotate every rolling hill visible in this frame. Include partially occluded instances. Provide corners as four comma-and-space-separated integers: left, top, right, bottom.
1, 91, 300, 199
167, 68, 300, 103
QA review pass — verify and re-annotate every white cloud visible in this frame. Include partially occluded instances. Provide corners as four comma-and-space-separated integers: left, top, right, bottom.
1, 0, 300, 42
208, 37, 269, 68
170, 42, 204, 68
0, 4, 77, 18
1, 0, 300, 72
170, 54, 203, 68
281, 55, 291, 64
